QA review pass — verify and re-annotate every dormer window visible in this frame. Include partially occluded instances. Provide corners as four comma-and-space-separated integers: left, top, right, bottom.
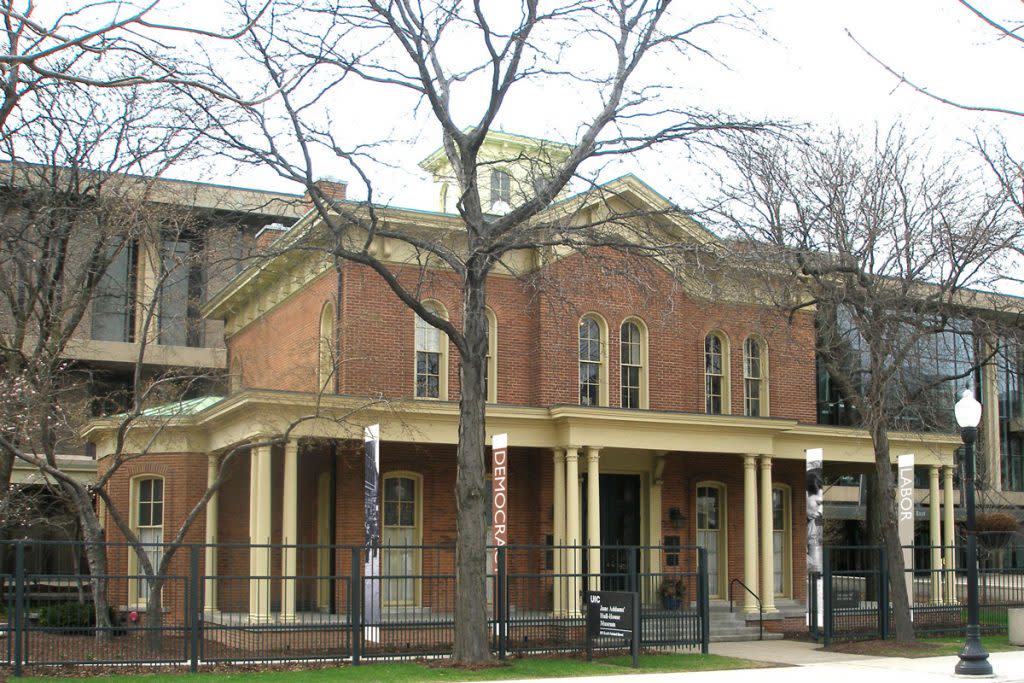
490, 170, 511, 213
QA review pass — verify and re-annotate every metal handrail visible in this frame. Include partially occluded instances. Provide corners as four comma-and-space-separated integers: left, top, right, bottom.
728, 577, 763, 641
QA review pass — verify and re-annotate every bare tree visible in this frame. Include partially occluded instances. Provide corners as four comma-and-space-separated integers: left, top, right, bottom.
187, 0, 766, 662
708, 125, 1024, 642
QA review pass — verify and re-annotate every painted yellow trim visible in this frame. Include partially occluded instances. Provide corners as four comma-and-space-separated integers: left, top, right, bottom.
743, 335, 770, 417
772, 483, 792, 598
318, 301, 335, 393
382, 471, 424, 606
579, 313, 610, 407
696, 481, 728, 600
127, 474, 164, 607
704, 330, 731, 416
414, 300, 449, 401
619, 317, 649, 410
485, 307, 498, 404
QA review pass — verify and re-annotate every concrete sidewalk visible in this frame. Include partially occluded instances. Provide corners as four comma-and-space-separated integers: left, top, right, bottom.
485, 641, 1024, 683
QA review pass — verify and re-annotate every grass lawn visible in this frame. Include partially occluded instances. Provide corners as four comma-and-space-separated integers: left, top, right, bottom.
38, 653, 764, 682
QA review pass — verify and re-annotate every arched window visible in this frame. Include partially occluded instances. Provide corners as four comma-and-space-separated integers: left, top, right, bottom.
485, 307, 497, 403
579, 314, 607, 406
620, 318, 648, 409
744, 335, 768, 417
415, 301, 448, 399
129, 476, 164, 605
705, 332, 730, 414
318, 302, 335, 393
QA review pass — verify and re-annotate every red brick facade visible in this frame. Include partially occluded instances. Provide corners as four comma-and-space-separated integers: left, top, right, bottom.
103, 243, 819, 621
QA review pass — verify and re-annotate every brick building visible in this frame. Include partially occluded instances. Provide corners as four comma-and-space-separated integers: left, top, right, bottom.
85, 132, 1007, 630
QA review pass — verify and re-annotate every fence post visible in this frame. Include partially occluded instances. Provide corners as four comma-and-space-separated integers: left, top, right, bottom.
350, 547, 361, 665
879, 546, 889, 641
823, 548, 832, 647
497, 545, 507, 661
698, 547, 709, 654
13, 540, 24, 677
189, 545, 201, 674
627, 547, 637, 594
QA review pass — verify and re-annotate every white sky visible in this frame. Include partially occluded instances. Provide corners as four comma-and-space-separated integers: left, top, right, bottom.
178, 0, 1021, 211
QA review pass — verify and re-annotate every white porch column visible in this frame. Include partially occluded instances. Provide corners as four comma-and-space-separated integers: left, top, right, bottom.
552, 450, 566, 616
585, 446, 601, 593
742, 455, 759, 614
564, 446, 582, 616
204, 454, 220, 615
759, 455, 777, 613
943, 465, 957, 603
929, 465, 942, 604
281, 440, 298, 622
249, 444, 272, 623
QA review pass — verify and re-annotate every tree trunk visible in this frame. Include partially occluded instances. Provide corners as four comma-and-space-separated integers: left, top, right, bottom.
869, 423, 914, 643
452, 266, 490, 663
145, 579, 164, 652
73, 488, 113, 641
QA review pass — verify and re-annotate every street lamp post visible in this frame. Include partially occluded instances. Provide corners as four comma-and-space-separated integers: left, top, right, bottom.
953, 388, 992, 677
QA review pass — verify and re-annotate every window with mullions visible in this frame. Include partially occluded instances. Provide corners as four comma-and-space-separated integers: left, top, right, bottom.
999, 340, 1024, 491
579, 317, 603, 406
744, 336, 767, 417
133, 477, 164, 603
415, 303, 446, 399
705, 332, 728, 414
490, 170, 511, 206
620, 321, 642, 409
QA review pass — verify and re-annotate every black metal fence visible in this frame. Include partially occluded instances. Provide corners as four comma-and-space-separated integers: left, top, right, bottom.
0, 540, 708, 675
809, 544, 1024, 644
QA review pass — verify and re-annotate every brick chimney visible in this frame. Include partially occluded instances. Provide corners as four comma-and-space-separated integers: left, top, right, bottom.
304, 176, 348, 206
254, 223, 287, 251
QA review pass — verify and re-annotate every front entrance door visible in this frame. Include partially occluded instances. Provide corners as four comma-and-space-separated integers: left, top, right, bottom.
594, 474, 641, 590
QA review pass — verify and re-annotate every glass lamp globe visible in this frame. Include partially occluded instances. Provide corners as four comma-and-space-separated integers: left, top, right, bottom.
954, 388, 982, 429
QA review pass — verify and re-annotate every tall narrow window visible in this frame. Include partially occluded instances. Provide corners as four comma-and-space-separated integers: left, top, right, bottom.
91, 239, 136, 342
158, 237, 204, 347
484, 307, 497, 403
696, 483, 726, 599
318, 302, 335, 393
579, 316, 604, 406
415, 302, 446, 399
490, 169, 511, 206
744, 336, 768, 417
705, 332, 729, 414
620, 320, 643, 409
772, 485, 791, 596
383, 474, 420, 605
133, 477, 164, 603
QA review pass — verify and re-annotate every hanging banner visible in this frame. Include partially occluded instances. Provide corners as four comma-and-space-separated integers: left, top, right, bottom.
897, 453, 915, 619
491, 433, 508, 573
363, 424, 381, 642
806, 448, 824, 626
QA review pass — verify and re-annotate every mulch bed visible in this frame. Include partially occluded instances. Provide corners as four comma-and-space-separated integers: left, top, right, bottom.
822, 639, 952, 658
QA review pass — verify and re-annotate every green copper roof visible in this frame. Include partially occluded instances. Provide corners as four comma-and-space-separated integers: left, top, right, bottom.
137, 395, 224, 418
